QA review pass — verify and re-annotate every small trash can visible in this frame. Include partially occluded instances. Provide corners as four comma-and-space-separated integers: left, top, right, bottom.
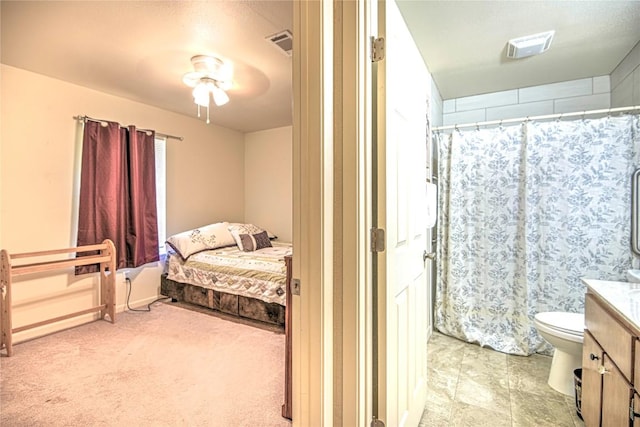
574, 368, 583, 421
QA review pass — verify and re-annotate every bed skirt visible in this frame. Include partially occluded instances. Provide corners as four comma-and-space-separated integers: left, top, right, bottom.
160, 273, 285, 327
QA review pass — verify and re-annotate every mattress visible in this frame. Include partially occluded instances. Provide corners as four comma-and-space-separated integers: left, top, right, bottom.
165, 242, 292, 306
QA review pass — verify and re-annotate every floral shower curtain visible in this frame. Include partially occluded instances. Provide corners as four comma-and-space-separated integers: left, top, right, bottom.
436, 115, 640, 355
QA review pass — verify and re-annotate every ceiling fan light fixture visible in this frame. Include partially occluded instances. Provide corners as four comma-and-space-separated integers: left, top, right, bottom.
191, 55, 224, 74
183, 55, 233, 123
212, 87, 230, 106
192, 82, 211, 107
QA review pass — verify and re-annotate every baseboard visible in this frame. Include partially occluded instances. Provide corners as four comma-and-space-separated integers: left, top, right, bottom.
10, 295, 164, 346
11, 311, 103, 345
117, 294, 166, 312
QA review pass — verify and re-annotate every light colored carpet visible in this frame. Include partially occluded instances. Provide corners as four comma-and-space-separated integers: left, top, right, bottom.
1, 302, 291, 427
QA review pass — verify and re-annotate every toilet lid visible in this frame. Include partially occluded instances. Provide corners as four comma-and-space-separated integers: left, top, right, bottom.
535, 312, 584, 335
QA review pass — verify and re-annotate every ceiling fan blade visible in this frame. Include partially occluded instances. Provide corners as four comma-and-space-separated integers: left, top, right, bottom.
182, 72, 203, 87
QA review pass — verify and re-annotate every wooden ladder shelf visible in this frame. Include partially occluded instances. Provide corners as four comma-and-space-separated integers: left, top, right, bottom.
0, 239, 116, 356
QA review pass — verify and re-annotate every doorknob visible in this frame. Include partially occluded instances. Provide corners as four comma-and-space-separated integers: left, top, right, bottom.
423, 251, 435, 262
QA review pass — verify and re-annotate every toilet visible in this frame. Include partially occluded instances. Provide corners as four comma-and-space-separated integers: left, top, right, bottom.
534, 311, 585, 396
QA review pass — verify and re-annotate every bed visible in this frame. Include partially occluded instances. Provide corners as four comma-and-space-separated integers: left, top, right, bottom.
160, 222, 292, 327
161, 241, 292, 326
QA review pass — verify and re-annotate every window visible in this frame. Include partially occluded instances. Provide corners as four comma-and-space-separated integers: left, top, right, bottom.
76, 121, 159, 270
155, 136, 167, 255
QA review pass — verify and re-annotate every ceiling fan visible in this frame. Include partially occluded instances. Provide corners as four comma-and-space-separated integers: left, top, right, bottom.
182, 55, 233, 124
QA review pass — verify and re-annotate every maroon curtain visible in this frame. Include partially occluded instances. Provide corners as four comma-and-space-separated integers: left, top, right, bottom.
76, 120, 159, 273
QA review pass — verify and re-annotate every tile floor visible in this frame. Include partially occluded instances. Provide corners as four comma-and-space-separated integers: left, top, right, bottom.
419, 332, 585, 427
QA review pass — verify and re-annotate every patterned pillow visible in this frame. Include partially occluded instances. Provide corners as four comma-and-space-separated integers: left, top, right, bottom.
166, 222, 236, 260
228, 223, 274, 250
238, 230, 273, 252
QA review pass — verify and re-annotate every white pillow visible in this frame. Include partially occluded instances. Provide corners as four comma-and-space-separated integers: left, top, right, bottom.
228, 222, 276, 239
166, 222, 236, 260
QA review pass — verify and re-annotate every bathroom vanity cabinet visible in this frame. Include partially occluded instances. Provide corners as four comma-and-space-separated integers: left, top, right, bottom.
582, 282, 639, 427
635, 339, 640, 427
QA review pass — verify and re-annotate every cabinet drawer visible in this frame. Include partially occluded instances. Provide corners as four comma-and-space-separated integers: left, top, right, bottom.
585, 293, 634, 381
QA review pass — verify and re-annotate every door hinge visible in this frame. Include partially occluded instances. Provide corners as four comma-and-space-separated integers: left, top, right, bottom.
371, 228, 386, 253
371, 417, 385, 427
371, 36, 385, 62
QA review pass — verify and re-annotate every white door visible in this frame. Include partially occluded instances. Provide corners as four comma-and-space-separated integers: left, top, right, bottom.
375, 0, 430, 425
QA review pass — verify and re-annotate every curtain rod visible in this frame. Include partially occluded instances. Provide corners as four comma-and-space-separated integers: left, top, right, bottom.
73, 115, 184, 141
432, 105, 640, 132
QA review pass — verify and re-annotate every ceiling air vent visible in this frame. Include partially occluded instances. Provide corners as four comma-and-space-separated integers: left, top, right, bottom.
506, 30, 555, 59
266, 30, 293, 57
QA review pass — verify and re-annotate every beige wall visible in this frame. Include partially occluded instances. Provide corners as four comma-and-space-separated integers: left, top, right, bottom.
244, 126, 292, 242
1, 65, 245, 342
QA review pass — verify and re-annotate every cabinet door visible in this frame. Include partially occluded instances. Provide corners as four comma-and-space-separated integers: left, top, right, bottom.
582, 331, 603, 427
635, 339, 640, 426
636, 339, 640, 389
601, 354, 633, 427
586, 293, 634, 380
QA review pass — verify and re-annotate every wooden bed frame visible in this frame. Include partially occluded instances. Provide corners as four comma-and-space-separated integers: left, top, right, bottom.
0, 239, 117, 357
160, 255, 293, 420
160, 254, 292, 327
160, 273, 286, 326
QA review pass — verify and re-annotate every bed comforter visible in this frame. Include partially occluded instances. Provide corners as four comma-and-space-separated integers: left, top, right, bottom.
165, 242, 292, 306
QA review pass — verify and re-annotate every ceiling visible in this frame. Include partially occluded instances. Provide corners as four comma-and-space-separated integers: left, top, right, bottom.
397, 0, 640, 100
1, 1, 293, 133
2, 1, 639, 133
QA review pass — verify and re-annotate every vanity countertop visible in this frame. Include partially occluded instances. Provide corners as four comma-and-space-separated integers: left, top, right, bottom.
583, 278, 640, 334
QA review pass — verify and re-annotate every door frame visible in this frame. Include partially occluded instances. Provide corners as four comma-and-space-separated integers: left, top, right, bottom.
292, 0, 373, 425
291, 0, 334, 424
333, 1, 374, 425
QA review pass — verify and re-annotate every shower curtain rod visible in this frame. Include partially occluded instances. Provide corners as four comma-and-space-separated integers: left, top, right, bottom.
432, 105, 640, 132
73, 115, 184, 141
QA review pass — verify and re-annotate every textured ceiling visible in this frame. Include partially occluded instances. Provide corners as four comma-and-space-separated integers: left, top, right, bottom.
2, 1, 639, 133
1, 1, 293, 133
